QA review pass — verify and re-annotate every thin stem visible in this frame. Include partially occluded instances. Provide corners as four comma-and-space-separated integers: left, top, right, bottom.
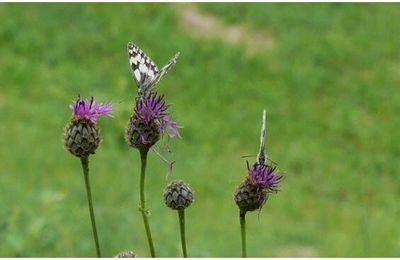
240, 211, 247, 257
178, 209, 187, 257
139, 148, 156, 257
80, 157, 101, 257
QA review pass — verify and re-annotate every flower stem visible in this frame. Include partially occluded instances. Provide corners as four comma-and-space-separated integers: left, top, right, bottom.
178, 209, 187, 257
139, 148, 156, 257
80, 157, 101, 257
240, 211, 247, 257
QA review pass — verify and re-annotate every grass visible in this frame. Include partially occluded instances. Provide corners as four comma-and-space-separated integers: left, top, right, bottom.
0, 3, 400, 257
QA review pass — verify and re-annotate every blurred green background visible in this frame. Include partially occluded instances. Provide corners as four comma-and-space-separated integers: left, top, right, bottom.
0, 3, 400, 257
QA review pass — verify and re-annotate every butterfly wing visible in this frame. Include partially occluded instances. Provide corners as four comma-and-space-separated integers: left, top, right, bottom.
257, 110, 267, 165
150, 52, 180, 89
127, 42, 159, 95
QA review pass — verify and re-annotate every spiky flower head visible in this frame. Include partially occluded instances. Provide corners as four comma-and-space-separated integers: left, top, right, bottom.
164, 180, 194, 210
234, 178, 268, 214
70, 96, 112, 123
234, 163, 282, 214
115, 251, 136, 258
248, 163, 282, 192
64, 96, 112, 158
125, 92, 181, 151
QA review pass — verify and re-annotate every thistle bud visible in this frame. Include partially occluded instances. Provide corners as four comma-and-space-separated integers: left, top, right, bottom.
64, 118, 101, 158
234, 178, 268, 214
115, 251, 136, 258
164, 181, 194, 210
63, 96, 112, 158
125, 116, 160, 150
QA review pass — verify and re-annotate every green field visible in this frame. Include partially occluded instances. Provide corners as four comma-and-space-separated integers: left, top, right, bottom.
1, 3, 400, 257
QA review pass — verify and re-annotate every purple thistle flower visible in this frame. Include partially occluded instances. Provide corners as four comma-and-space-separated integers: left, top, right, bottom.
125, 91, 180, 175
70, 96, 112, 123
133, 92, 181, 139
134, 93, 168, 123
248, 163, 282, 192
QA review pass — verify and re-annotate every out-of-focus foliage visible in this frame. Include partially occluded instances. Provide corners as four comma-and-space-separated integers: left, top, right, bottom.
0, 3, 399, 257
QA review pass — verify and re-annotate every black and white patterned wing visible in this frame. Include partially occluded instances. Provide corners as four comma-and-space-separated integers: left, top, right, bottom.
127, 42, 159, 95
150, 52, 180, 89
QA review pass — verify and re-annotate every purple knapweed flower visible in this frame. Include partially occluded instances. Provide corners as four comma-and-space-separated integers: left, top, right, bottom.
126, 92, 181, 150
135, 93, 181, 138
248, 163, 282, 192
70, 96, 112, 123
132, 94, 181, 140
64, 96, 112, 158
134, 93, 169, 124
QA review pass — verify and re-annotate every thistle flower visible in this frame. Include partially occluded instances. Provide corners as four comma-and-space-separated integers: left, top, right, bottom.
124, 92, 181, 258
63, 95, 112, 257
125, 92, 181, 151
235, 163, 282, 214
164, 180, 194, 257
234, 178, 268, 214
234, 110, 282, 214
248, 163, 282, 192
64, 96, 112, 158
234, 110, 283, 257
126, 43, 182, 257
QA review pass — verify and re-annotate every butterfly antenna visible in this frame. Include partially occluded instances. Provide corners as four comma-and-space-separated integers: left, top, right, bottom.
267, 158, 278, 166
241, 154, 257, 159
257, 109, 267, 165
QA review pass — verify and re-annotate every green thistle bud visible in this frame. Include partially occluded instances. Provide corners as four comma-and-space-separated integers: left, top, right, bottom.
164, 181, 194, 210
234, 178, 268, 214
63, 118, 101, 158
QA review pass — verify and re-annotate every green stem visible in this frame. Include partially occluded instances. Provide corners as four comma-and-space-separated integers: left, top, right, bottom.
178, 209, 187, 257
80, 157, 101, 257
139, 149, 156, 257
240, 211, 247, 257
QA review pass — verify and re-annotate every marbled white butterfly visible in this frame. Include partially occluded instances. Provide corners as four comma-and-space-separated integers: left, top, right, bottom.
127, 42, 180, 96
257, 109, 267, 165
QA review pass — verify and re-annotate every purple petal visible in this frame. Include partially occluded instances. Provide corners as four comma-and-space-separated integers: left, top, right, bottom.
248, 163, 282, 191
70, 96, 112, 123
160, 116, 181, 139
134, 93, 168, 123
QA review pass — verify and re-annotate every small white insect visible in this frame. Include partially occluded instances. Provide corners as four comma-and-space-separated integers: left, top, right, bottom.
257, 109, 267, 165
127, 42, 180, 96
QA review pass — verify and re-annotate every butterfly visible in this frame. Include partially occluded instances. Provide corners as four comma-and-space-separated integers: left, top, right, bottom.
243, 110, 278, 170
127, 42, 180, 96
257, 109, 267, 165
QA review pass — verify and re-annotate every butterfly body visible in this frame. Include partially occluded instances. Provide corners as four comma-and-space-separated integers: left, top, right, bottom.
127, 42, 180, 96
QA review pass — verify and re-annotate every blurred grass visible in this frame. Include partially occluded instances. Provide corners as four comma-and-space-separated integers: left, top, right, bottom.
0, 3, 400, 257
